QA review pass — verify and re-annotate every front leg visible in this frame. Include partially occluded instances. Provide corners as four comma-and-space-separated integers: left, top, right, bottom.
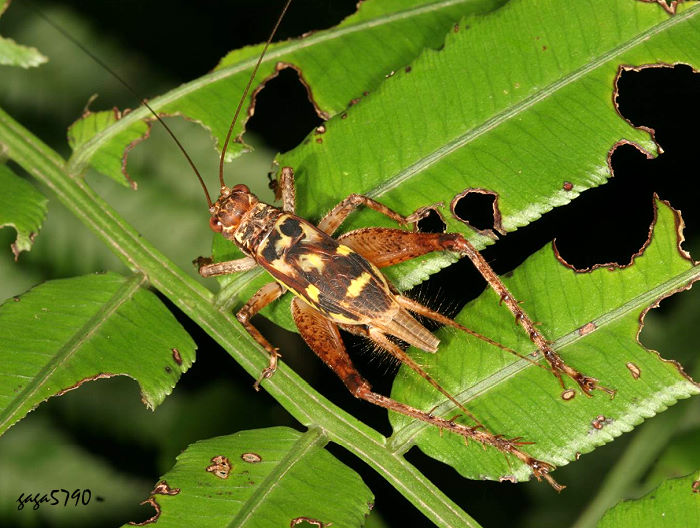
270, 166, 296, 213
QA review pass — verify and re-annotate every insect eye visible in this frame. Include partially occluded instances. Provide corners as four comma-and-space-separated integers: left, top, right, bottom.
209, 216, 223, 233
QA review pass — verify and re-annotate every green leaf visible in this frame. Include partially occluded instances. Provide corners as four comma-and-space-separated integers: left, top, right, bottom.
67, 109, 148, 189
124, 427, 373, 528
0, 34, 48, 68
0, 0, 48, 69
0, 272, 196, 436
390, 199, 700, 483
597, 471, 700, 527
66, 0, 506, 184
279, 0, 700, 288
0, 164, 47, 259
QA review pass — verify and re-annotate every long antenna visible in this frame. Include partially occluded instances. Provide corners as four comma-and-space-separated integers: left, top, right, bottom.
218, 0, 293, 189
24, 1, 215, 206
25, 0, 293, 205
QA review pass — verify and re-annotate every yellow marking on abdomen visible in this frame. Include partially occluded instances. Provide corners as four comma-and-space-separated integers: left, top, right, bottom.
347, 272, 372, 298
336, 245, 353, 256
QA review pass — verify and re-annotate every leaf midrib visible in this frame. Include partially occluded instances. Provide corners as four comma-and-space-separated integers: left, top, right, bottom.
227, 427, 327, 528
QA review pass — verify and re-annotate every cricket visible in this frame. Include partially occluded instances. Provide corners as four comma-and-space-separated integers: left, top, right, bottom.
28, 0, 615, 491
187, 0, 617, 490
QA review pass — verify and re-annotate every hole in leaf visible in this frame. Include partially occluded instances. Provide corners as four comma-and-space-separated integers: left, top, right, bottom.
247, 67, 323, 153
417, 208, 446, 233
451, 189, 502, 235
555, 63, 698, 269
615, 63, 699, 234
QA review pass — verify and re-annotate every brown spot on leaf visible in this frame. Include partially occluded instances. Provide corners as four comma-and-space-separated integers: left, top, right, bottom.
314, 125, 326, 135
451, 188, 505, 237
563, 181, 574, 191
561, 389, 576, 401
453, 23, 460, 33
207, 455, 232, 479
241, 452, 262, 463
626, 362, 641, 379
578, 322, 597, 336
590, 415, 612, 431
11, 240, 21, 261
290, 517, 332, 527
341, 112, 348, 119
315, 137, 323, 144
164, 366, 172, 373
152, 481, 180, 496
405, 65, 412, 73
692, 479, 700, 493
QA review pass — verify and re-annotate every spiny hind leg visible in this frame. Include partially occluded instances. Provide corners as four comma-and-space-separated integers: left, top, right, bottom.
338, 228, 462, 268
440, 234, 614, 397
369, 326, 486, 427
338, 228, 613, 396
236, 282, 287, 389
290, 298, 562, 489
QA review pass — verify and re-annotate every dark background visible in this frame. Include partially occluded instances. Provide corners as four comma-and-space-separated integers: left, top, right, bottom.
0, 1, 698, 527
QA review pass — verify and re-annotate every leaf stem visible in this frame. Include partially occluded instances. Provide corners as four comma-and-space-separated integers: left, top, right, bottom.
0, 106, 482, 528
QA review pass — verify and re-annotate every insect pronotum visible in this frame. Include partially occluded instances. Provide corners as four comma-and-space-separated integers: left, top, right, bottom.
36, 0, 616, 490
